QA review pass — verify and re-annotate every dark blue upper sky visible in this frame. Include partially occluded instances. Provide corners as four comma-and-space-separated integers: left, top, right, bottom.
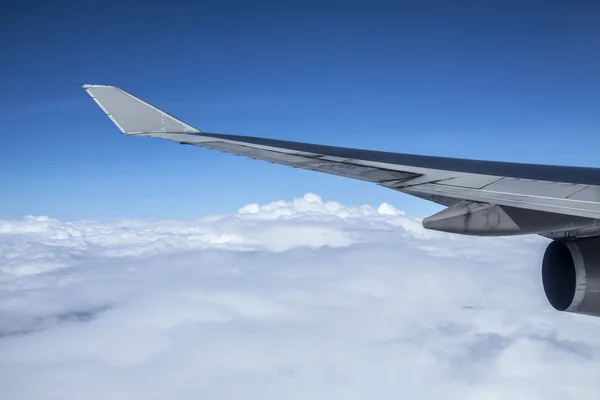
1, 0, 599, 219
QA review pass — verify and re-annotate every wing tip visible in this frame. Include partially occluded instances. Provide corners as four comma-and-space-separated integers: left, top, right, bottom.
81, 84, 113, 89
81, 84, 202, 134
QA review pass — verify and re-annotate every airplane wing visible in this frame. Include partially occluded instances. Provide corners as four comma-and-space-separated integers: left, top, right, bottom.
82, 85, 600, 238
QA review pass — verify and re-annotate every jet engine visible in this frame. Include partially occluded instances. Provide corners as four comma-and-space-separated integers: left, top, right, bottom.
542, 237, 600, 316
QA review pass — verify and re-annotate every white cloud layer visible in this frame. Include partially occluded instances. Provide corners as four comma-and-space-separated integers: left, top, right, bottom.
1, 193, 599, 399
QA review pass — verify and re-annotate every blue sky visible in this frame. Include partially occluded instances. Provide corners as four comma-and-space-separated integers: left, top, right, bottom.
1, 0, 599, 219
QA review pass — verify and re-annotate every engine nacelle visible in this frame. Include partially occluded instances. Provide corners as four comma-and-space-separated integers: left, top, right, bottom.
542, 237, 600, 316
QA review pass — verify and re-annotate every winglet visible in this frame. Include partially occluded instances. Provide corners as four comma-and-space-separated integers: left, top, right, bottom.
82, 85, 201, 134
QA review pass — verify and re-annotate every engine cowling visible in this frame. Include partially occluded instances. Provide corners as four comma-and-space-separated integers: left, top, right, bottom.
542, 237, 600, 316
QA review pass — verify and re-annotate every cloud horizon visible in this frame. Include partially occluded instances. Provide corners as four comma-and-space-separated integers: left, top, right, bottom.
1, 193, 599, 399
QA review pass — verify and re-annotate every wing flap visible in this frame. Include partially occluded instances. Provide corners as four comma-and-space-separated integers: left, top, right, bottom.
475, 178, 584, 198
402, 183, 600, 219
173, 136, 421, 182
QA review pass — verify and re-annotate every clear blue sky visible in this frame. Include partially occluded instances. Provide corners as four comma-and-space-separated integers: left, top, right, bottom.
1, 0, 599, 219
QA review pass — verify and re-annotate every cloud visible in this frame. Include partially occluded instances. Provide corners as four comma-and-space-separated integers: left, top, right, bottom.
1, 193, 599, 399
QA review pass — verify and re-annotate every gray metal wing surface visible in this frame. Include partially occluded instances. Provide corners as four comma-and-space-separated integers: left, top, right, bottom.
82, 85, 600, 238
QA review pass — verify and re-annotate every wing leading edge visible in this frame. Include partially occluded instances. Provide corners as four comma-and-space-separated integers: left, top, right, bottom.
82, 85, 600, 237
